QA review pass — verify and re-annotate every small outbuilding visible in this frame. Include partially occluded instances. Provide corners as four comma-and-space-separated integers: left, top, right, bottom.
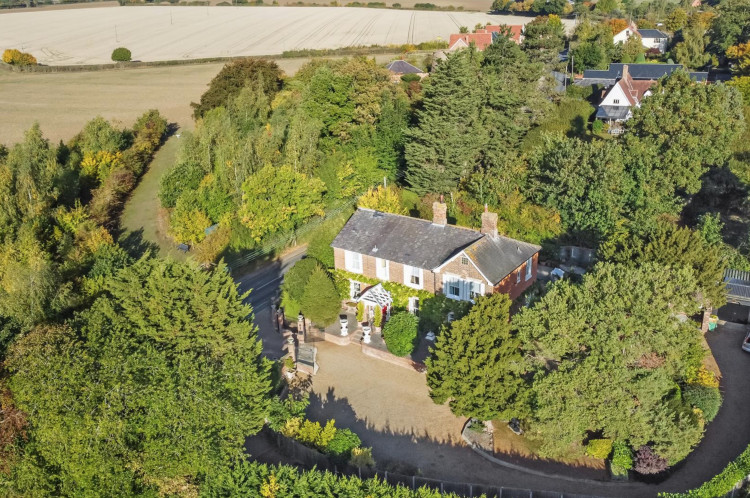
719, 269, 750, 323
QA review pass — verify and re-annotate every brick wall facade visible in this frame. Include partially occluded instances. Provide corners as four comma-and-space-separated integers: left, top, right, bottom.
494, 253, 538, 301
434, 253, 486, 294
333, 248, 538, 302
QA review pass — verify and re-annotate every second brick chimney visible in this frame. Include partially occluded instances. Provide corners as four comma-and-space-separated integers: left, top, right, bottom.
432, 196, 447, 226
481, 204, 498, 238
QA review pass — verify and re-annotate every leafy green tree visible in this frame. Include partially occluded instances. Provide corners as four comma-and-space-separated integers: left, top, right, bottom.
620, 33, 645, 62
405, 50, 485, 195
626, 71, 745, 195
697, 212, 724, 247
382, 311, 418, 357
358, 185, 408, 214
599, 221, 726, 308
427, 293, 525, 421
481, 33, 546, 166
77, 116, 126, 155
0, 125, 60, 236
281, 257, 322, 316
531, 0, 566, 15
300, 267, 340, 327
372, 91, 409, 179
594, 0, 617, 13
239, 164, 326, 242
674, 23, 711, 69
529, 135, 631, 242
192, 58, 282, 119
5, 259, 272, 495
522, 15, 566, 65
515, 263, 706, 463
709, 0, 750, 55
665, 8, 688, 32
572, 41, 607, 71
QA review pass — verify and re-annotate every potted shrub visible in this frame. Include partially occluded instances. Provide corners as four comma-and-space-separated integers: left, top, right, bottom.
284, 356, 296, 378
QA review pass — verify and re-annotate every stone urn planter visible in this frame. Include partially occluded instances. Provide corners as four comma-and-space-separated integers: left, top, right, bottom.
362, 324, 372, 344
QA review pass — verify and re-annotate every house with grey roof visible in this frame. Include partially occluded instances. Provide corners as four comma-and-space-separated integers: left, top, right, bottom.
331, 201, 540, 312
577, 63, 708, 87
385, 60, 427, 82
637, 29, 669, 53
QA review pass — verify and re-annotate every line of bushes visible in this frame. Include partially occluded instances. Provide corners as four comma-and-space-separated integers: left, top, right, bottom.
203, 460, 486, 496
659, 445, 750, 498
267, 394, 374, 468
280, 40, 446, 58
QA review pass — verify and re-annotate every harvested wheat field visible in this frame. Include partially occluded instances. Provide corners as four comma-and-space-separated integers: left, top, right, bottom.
0, 54, 404, 145
0, 6, 573, 65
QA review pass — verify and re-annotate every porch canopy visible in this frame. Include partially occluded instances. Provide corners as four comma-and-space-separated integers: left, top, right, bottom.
356, 283, 393, 309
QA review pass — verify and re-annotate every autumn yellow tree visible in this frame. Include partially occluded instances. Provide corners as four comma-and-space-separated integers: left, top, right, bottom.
357, 185, 408, 215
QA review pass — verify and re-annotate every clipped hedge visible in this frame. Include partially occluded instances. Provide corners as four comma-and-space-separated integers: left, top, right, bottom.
660, 444, 750, 498
383, 311, 418, 357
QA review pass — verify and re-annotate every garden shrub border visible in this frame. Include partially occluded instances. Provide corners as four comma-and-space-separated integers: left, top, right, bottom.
659, 444, 750, 498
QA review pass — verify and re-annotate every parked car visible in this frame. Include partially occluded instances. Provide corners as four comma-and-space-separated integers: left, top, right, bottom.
742, 330, 750, 353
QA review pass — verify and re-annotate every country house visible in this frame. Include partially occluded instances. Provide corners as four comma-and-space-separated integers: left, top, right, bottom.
330, 202, 540, 314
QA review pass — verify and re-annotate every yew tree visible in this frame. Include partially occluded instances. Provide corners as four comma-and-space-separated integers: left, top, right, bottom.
427, 293, 526, 421
6, 259, 272, 495
515, 263, 706, 463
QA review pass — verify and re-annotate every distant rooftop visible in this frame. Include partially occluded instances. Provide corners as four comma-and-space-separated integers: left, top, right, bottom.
581, 63, 708, 83
385, 60, 424, 75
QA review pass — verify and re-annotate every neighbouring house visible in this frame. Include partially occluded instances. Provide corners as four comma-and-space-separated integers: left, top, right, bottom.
385, 60, 428, 82
595, 64, 654, 127
330, 202, 541, 314
585, 63, 708, 131
577, 63, 708, 86
613, 24, 639, 45
637, 28, 669, 54
482, 24, 524, 44
613, 24, 669, 54
447, 24, 524, 51
448, 32, 494, 51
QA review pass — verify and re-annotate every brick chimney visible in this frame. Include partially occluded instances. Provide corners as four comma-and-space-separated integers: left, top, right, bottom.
432, 196, 447, 226
481, 204, 498, 238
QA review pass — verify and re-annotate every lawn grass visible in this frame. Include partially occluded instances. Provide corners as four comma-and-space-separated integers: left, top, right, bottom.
120, 134, 187, 260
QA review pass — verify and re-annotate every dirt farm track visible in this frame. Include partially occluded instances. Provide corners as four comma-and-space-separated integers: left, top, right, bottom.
0, 6, 573, 65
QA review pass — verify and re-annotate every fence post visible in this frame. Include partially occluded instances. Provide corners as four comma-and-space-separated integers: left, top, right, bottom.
441, 483, 444, 494
469, 484, 472, 497
413, 475, 416, 490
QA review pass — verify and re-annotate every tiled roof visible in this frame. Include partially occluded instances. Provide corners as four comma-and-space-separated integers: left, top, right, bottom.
725, 269, 750, 305
448, 32, 494, 51
385, 60, 424, 74
332, 208, 482, 270
582, 63, 708, 82
482, 24, 523, 43
637, 29, 668, 38
463, 236, 540, 285
331, 208, 541, 285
